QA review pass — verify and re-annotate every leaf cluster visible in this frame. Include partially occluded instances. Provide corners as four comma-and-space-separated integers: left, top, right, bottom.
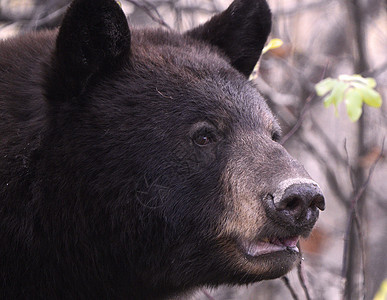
315, 75, 382, 122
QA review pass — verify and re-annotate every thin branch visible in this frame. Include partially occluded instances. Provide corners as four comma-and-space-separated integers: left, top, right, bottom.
273, 0, 336, 17
342, 209, 353, 278
353, 211, 366, 300
281, 276, 299, 300
280, 95, 312, 145
25, 4, 68, 30
297, 244, 312, 300
310, 116, 349, 167
295, 134, 350, 209
342, 139, 384, 300
176, 5, 217, 14
124, 0, 171, 30
0, 1, 69, 31
268, 90, 351, 210
279, 62, 328, 145
351, 137, 384, 214
274, 57, 317, 94
343, 139, 356, 190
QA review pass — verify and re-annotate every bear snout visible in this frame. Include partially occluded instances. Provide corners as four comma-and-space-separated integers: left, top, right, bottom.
266, 178, 325, 229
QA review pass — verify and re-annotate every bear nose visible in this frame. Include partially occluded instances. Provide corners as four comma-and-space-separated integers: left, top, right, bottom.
272, 179, 325, 223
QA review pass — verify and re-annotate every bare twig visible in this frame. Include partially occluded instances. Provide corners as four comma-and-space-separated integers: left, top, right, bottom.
274, 57, 317, 94
297, 244, 312, 300
175, 5, 217, 14
0, 4, 68, 30
279, 61, 328, 145
273, 0, 336, 17
124, 0, 171, 30
291, 132, 350, 209
280, 95, 312, 145
26, 4, 68, 30
310, 117, 348, 167
342, 139, 384, 300
353, 212, 366, 300
270, 94, 351, 210
282, 276, 299, 300
343, 139, 356, 190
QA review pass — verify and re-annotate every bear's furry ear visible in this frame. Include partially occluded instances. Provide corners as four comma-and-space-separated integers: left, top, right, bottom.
49, 0, 131, 99
186, 0, 271, 77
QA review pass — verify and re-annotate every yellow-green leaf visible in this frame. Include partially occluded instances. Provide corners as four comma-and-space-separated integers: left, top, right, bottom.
315, 78, 335, 96
316, 74, 382, 122
345, 88, 363, 122
323, 81, 348, 109
338, 74, 376, 87
365, 77, 377, 88
374, 279, 387, 300
262, 39, 284, 54
339, 74, 357, 82
248, 62, 260, 81
357, 86, 382, 107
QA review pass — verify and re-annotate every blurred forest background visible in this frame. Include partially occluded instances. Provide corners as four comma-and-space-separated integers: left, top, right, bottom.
0, 0, 386, 299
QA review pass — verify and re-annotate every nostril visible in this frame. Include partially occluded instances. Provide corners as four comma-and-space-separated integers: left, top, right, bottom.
286, 197, 301, 211
311, 194, 325, 211
278, 196, 302, 211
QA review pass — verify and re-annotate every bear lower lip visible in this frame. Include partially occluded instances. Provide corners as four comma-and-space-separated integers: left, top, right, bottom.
243, 236, 300, 257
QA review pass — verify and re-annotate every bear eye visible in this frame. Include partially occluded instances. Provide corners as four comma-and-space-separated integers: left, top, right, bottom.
193, 133, 213, 146
191, 123, 218, 147
193, 130, 216, 146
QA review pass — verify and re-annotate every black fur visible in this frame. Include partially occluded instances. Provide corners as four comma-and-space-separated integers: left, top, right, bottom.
187, 0, 272, 77
48, 0, 131, 99
0, 0, 321, 299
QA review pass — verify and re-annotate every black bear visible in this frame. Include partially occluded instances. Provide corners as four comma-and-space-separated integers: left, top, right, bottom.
0, 0, 325, 298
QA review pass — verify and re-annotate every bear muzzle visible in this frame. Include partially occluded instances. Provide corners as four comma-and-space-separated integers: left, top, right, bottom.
267, 177, 325, 226
239, 178, 325, 258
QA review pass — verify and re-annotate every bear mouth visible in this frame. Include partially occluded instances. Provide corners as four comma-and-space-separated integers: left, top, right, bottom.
242, 236, 300, 257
